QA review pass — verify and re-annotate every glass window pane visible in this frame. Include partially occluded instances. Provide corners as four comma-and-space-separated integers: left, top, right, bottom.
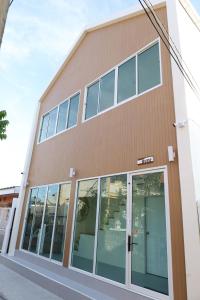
52, 183, 71, 262
71, 179, 98, 272
67, 94, 79, 128
138, 43, 160, 94
131, 172, 168, 295
39, 185, 59, 258
22, 188, 38, 250
39, 114, 49, 142
117, 57, 136, 103
96, 175, 127, 283
99, 70, 115, 112
85, 82, 99, 120
56, 101, 68, 133
29, 187, 47, 253
46, 107, 58, 138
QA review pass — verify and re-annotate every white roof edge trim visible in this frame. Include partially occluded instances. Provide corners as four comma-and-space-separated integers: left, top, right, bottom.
39, 0, 166, 104
178, 0, 200, 30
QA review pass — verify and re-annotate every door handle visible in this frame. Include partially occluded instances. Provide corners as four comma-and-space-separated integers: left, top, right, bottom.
128, 235, 138, 252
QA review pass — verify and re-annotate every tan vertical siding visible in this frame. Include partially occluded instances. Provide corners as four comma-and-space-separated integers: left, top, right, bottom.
17, 6, 187, 300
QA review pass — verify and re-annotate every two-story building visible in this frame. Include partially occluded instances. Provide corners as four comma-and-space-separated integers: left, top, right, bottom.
2, 1, 200, 300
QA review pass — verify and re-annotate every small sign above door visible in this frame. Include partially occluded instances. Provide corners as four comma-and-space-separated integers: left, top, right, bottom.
137, 156, 154, 165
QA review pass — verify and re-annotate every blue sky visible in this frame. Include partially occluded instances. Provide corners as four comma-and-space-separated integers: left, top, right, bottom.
0, 0, 200, 188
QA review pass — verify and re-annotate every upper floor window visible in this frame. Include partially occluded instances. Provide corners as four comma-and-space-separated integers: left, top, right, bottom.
138, 43, 160, 94
84, 41, 161, 121
85, 70, 115, 119
39, 93, 80, 143
117, 57, 136, 103
39, 107, 58, 142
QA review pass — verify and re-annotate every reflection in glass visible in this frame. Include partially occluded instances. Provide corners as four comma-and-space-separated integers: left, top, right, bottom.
22, 188, 38, 250
138, 43, 160, 94
96, 175, 127, 283
39, 115, 49, 142
39, 185, 58, 258
99, 70, 115, 112
56, 101, 68, 133
46, 108, 58, 138
29, 187, 46, 253
67, 94, 79, 128
52, 183, 71, 261
131, 172, 168, 295
85, 82, 99, 120
71, 179, 98, 272
117, 57, 136, 103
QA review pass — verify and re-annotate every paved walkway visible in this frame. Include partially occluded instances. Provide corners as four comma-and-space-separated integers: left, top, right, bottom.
0, 264, 63, 300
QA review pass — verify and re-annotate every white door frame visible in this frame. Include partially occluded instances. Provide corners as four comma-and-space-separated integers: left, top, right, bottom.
126, 166, 173, 300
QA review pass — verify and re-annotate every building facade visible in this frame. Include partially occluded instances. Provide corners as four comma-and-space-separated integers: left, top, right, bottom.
4, 1, 200, 300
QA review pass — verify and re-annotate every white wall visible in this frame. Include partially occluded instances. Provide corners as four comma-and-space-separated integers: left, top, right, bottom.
176, 0, 200, 201
166, 1, 200, 299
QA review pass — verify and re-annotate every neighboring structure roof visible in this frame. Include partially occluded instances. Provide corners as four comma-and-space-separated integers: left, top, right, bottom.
39, 0, 200, 105
0, 186, 20, 196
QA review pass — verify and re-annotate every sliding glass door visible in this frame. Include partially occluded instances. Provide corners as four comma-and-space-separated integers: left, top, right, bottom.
22, 182, 71, 263
129, 171, 169, 296
39, 185, 59, 258
71, 169, 170, 298
71, 175, 127, 282
29, 187, 46, 253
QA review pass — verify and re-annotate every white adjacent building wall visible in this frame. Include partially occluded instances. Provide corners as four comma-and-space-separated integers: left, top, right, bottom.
166, 0, 200, 299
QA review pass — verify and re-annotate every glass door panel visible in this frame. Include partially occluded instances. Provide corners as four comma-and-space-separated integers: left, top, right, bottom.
95, 175, 127, 283
52, 183, 71, 261
39, 185, 59, 258
22, 188, 38, 250
29, 187, 47, 253
131, 172, 168, 295
71, 179, 98, 272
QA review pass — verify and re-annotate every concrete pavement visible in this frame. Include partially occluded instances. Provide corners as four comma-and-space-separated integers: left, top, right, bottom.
0, 264, 63, 300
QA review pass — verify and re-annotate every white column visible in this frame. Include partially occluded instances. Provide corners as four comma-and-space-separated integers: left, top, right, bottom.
8, 102, 41, 256
166, 1, 200, 299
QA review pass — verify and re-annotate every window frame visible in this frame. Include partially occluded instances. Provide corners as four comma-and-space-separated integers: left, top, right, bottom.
56, 100, 69, 134
67, 93, 81, 129
137, 42, 161, 95
82, 38, 162, 123
38, 91, 80, 144
117, 56, 137, 104
20, 181, 72, 266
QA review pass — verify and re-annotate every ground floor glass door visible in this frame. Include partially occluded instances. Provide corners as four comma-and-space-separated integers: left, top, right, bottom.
70, 169, 170, 298
129, 171, 169, 295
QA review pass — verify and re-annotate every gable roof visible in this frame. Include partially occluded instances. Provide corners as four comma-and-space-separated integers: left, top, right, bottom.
39, 0, 200, 104
39, 0, 166, 103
